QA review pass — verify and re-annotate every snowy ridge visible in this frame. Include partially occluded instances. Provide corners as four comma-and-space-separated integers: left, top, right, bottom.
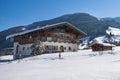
106, 27, 120, 42
91, 41, 115, 47
94, 36, 107, 43
106, 26, 120, 35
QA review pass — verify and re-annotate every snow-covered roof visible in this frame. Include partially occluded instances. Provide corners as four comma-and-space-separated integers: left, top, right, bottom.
94, 36, 107, 43
6, 22, 86, 39
90, 42, 115, 47
89, 35, 116, 47
106, 26, 120, 35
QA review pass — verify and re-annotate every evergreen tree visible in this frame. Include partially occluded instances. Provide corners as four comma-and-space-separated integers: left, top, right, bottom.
30, 40, 45, 56
108, 32, 113, 43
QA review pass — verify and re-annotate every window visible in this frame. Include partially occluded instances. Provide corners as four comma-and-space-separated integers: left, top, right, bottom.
23, 47, 25, 50
45, 45, 58, 52
54, 28, 66, 33
69, 47, 71, 51
61, 29, 66, 33
45, 46, 49, 50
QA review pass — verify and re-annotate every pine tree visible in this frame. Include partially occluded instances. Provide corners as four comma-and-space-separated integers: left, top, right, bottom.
108, 32, 113, 43
30, 40, 45, 56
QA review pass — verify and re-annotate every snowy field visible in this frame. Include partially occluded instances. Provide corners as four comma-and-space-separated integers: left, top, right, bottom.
0, 47, 120, 80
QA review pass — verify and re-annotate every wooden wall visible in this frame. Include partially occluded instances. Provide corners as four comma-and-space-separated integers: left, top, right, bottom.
91, 44, 112, 51
14, 25, 80, 44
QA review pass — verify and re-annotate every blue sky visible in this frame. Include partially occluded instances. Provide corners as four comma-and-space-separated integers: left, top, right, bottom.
0, 0, 120, 31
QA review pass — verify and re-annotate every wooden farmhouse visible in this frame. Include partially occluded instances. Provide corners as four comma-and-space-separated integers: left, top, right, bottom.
90, 42, 115, 51
7, 22, 86, 59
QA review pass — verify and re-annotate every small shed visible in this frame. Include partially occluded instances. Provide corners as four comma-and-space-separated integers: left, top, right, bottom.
89, 42, 115, 51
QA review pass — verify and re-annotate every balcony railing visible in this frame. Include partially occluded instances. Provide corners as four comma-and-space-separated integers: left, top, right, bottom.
19, 37, 80, 44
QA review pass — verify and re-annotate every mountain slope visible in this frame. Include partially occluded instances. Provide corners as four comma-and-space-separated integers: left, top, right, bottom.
1, 13, 120, 49
101, 17, 120, 27
0, 26, 25, 49
26, 13, 108, 36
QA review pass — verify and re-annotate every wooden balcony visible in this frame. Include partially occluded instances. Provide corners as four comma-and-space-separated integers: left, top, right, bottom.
19, 37, 80, 44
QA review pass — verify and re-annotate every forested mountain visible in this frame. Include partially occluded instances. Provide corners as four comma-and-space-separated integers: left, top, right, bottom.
1, 13, 120, 49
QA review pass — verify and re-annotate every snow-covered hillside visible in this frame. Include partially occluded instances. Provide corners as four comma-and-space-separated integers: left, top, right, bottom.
79, 36, 90, 49
106, 27, 120, 42
106, 27, 120, 36
0, 47, 120, 80
93, 35, 108, 43
91, 27, 120, 45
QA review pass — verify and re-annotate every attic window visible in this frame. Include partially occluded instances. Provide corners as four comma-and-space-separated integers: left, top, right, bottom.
61, 29, 66, 33
54, 28, 66, 33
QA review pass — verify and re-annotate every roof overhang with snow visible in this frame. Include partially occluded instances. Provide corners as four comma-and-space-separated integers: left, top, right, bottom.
89, 42, 115, 47
6, 22, 86, 39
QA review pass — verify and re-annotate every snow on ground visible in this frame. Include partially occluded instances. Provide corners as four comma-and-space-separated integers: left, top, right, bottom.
0, 47, 120, 80
0, 55, 13, 60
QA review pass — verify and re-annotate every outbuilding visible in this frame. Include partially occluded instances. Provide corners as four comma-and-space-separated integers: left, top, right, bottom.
90, 42, 114, 51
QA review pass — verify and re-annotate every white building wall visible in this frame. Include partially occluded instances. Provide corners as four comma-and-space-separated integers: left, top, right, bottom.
42, 42, 78, 52
19, 44, 32, 55
13, 42, 19, 59
13, 41, 78, 59
13, 42, 33, 59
